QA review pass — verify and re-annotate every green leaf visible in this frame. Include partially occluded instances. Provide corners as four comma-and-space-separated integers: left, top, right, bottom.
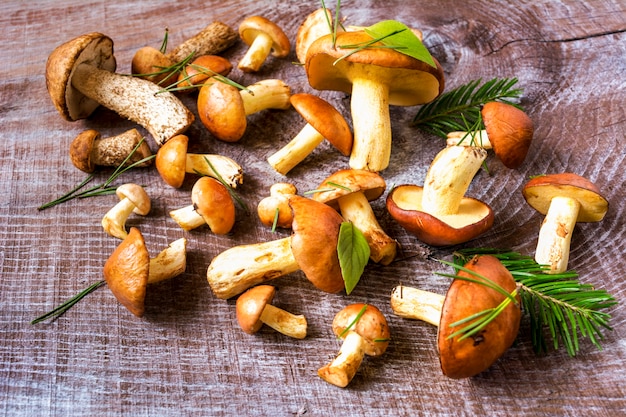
364, 20, 436, 68
337, 222, 370, 295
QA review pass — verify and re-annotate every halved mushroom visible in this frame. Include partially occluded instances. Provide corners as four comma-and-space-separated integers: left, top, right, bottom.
101, 183, 151, 240
238, 16, 290, 72
70, 129, 152, 173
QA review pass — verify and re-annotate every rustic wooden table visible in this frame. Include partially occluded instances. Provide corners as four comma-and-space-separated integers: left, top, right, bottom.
1, 0, 625, 416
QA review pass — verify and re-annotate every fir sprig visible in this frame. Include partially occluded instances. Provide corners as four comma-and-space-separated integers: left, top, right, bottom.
412, 77, 524, 138
31, 280, 105, 324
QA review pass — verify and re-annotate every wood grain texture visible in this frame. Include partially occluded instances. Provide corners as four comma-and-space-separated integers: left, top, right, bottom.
1, 0, 625, 416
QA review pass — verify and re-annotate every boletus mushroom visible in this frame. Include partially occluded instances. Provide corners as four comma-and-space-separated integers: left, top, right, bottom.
237, 16, 290, 72
70, 129, 152, 173
390, 255, 520, 378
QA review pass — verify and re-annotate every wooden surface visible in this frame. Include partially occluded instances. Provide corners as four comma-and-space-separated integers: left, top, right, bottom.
1, 1, 625, 416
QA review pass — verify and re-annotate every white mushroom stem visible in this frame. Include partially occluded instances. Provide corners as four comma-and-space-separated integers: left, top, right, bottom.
170, 205, 205, 231
390, 285, 444, 327
102, 197, 141, 240
318, 330, 367, 388
267, 123, 325, 175
446, 130, 492, 148
185, 153, 243, 188
260, 304, 307, 339
206, 237, 299, 299
534, 195, 580, 274
421, 146, 487, 217
148, 238, 187, 284
240, 79, 291, 115
239, 32, 274, 72
337, 192, 397, 265
349, 77, 391, 172
71, 63, 193, 145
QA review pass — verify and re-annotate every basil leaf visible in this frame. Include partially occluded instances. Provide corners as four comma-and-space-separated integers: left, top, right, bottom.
364, 20, 437, 68
337, 222, 370, 295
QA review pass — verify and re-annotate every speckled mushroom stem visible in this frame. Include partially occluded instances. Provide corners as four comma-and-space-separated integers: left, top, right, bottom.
91, 129, 152, 168
534, 196, 580, 274
390, 285, 444, 327
167, 21, 238, 63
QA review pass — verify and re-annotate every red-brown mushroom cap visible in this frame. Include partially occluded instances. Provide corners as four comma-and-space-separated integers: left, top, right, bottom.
177, 55, 233, 90
312, 169, 386, 208
438, 255, 521, 379
481, 102, 534, 169
103, 227, 150, 317
331, 303, 390, 356
69, 129, 100, 173
289, 195, 345, 293
236, 285, 276, 334
522, 173, 609, 222
191, 176, 236, 235
239, 16, 290, 58
155, 134, 189, 188
197, 81, 247, 142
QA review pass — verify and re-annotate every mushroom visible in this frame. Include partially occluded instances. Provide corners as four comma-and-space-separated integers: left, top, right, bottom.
312, 169, 397, 265
522, 173, 609, 274
103, 227, 187, 317
197, 79, 291, 142
132, 21, 237, 85
169, 176, 235, 234
206, 195, 345, 299
46, 32, 194, 145
236, 285, 307, 339
155, 134, 243, 188
386, 146, 494, 246
267, 93, 353, 175
318, 303, 390, 388
305, 31, 445, 171
445, 102, 534, 169
295, 8, 343, 64
101, 183, 151, 240
69, 128, 153, 173
390, 255, 521, 378
257, 183, 298, 229
237, 16, 290, 73
176, 55, 233, 91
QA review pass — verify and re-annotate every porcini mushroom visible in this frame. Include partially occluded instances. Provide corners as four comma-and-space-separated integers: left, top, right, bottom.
46, 32, 194, 145
236, 285, 307, 339
155, 134, 243, 188
312, 169, 397, 265
305, 31, 445, 171
103, 227, 187, 317
522, 173, 609, 274
69, 128, 153, 173
206, 195, 345, 299
390, 255, 520, 378
386, 146, 494, 246
257, 183, 298, 229
197, 79, 291, 142
267, 93, 352, 175
237, 16, 290, 72
318, 303, 390, 387
176, 55, 233, 91
445, 102, 534, 169
169, 176, 235, 234
101, 183, 151, 240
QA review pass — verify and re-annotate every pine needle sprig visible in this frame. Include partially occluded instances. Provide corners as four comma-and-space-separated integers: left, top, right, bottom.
412, 77, 524, 138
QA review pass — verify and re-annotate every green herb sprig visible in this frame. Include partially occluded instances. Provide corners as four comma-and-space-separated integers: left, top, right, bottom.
31, 280, 105, 324
196, 157, 248, 214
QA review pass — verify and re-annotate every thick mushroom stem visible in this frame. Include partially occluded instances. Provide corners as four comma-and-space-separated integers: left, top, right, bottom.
239, 32, 274, 72
148, 237, 187, 284
534, 195, 580, 274
337, 192, 397, 265
390, 285, 444, 327
167, 22, 238, 63
318, 330, 367, 388
185, 153, 243, 188
206, 237, 299, 299
259, 304, 307, 339
446, 130, 491, 148
267, 123, 325, 175
70, 63, 193, 145
91, 129, 151, 166
169, 205, 205, 231
349, 77, 391, 172
240, 79, 292, 114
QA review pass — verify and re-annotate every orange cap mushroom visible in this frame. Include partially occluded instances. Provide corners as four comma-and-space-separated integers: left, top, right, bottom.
257, 183, 298, 229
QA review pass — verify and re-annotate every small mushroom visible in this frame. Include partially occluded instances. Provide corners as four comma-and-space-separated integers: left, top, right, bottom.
169, 177, 235, 234
313, 169, 397, 265
101, 183, 151, 240
386, 146, 494, 246
176, 55, 233, 91
318, 303, 390, 388
236, 285, 307, 339
238, 16, 290, 72
257, 183, 298, 229
46, 32, 194, 145
267, 93, 353, 175
155, 134, 243, 188
522, 173, 609, 274
390, 255, 521, 378
197, 79, 291, 142
206, 195, 345, 299
445, 102, 534, 169
69, 128, 153, 173
305, 31, 445, 171
103, 227, 187, 317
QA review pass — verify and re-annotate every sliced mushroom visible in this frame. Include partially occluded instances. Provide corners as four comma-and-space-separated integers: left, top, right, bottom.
70, 129, 152, 173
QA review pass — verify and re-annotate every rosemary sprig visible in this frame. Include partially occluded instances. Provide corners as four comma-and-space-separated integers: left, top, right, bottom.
338, 304, 367, 338
197, 157, 249, 213
31, 280, 105, 324
333, 29, 408, 65
412, 77, 524, 138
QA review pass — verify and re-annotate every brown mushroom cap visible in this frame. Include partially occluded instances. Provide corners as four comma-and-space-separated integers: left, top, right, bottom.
103, 227, 150, 317
70, 129, 100, 173
386, 184, 494, 246
46, 32, 117, 121
331, 303, 390, 356
312, 169, 386, 208
438, 255, 521, 379
257, 183, 297, 228
239, 16, 290, 58
197, 81, 247, 142
177, 55, 233, 90
191, 176, 236, 235
481, 102, 534, 169
290, 93, 353, 156
155, 134, 188, 188
236, 285, 276, 334
131, 46, 177, 85
522, 173, 609, 222
289, 195, 345, 293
